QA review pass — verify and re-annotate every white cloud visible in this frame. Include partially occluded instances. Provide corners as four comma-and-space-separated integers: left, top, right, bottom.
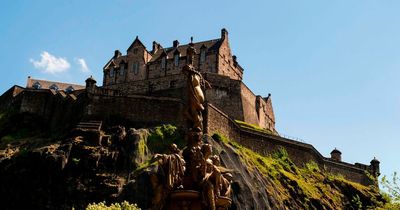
75, 58, 90, 73
30, 51, 70, 74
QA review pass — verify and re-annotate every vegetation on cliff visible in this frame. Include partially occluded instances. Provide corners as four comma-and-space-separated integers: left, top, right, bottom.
212, 133, 386, 209
0, 117, 390, 209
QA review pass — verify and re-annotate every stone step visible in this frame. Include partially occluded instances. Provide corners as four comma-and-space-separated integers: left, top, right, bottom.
76, 121, 102, 131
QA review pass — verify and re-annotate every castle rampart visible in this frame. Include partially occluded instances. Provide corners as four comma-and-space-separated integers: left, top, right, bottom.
204, 103, 377, 186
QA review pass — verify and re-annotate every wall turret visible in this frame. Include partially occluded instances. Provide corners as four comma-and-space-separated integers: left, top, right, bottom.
85, 76, 97, 93
330, 148, 342, 162
370, 157, 380, 177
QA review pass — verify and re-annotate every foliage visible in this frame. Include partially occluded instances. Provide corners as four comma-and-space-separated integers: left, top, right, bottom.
147, 124, 184, 154
305, 161, 320, 173
351, 194, 363, 209
234, 119, 275, 135
211, 132, 385, 209
379, 172, 400, 209
86, 201, 140, 210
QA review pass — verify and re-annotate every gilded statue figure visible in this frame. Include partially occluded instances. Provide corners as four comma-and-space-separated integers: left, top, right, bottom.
182, 64, 211, 132
151, 144, 185, 210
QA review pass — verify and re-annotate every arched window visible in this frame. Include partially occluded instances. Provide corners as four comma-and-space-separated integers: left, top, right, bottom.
32, 82, 41, 89
49, 84, 59, 91
65, 86, 74, 93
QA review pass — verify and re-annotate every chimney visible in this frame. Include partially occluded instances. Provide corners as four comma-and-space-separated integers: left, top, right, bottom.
152, 41, 160, 54
173, 40, 179, 48
232, 55, 237, 66
221, 28, 228, 39
114, 50, 122, 58
330, 148, 342, 162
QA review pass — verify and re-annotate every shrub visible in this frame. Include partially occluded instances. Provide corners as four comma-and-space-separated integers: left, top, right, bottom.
147, 125, 184, 154
86, 201, 140, 210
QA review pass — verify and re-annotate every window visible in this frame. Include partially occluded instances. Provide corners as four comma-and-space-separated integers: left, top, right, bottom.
174, 54, 179, 67
110, 67, 114, 77
49, 84, 59, 91
200, 50, 206, 63
65, 86, 74, 93
120, 65, 125, 76
133, 48, 138, 54
161, 57, 166, 69
169, 80, 177, 88
32, 82, 41, 89
133, 63, 139, 75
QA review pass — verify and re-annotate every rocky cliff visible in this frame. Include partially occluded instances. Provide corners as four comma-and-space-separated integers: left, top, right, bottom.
0, 111, 387, 210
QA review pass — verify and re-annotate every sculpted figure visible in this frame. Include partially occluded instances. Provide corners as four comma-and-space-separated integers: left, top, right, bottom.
210, 155, 233, 198
151, 144, 185, 210
182, 65, 211, 132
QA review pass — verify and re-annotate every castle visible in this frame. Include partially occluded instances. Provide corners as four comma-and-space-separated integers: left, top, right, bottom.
0, 29, 379, 186
101, 28, 276, 133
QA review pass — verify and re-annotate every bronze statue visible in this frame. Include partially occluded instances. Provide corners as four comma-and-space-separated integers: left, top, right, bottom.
151, 144, 185, 210
182, 64, 211, 132
150, 57, 231, 210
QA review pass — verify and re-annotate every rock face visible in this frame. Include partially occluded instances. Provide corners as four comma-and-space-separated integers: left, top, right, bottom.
0, 124, 386, 210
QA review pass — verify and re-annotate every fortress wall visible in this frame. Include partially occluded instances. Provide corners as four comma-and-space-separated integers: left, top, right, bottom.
16, 89, 84, 131
104, 74, 185, 96
204, 74, 244, 121
324, 160, 372, 185
86, 94, 185, 127
0, 86, 24, 112
205, 103, 373, 186
239, 83, 260, 127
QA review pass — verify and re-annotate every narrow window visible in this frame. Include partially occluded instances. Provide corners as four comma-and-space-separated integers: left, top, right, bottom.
133, 48, 138, 54
161, 57, 166, 69
120, 65, 125, 76
174, 54, 179, 67
133, 63, 139, 75
200, 50, 206, 63
110, 67, 114, 77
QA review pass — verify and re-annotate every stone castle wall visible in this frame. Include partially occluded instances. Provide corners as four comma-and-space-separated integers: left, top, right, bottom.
204, 103, 374, 186
1, 86, 375, 186
85, 93, 185, 127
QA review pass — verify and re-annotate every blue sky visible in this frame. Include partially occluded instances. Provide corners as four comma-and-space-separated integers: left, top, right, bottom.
1, 0, 399, 179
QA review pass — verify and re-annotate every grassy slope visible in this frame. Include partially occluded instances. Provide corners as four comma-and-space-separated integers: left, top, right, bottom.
212, 133, 386, 209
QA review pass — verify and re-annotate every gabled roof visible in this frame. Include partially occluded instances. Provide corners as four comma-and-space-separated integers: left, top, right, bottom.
149, 38, 222, 62
103, 56, 130, 70
127, 36, 146, 52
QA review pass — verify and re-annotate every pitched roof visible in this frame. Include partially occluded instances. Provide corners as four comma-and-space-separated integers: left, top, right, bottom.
127, 36, 146, 52
26, 77, 85, 91
149, 38, 222, 62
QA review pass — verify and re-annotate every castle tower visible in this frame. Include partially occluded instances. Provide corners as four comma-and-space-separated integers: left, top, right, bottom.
370, 157, 380, 177
85, 76, 97, 93
330, 148, 342, 162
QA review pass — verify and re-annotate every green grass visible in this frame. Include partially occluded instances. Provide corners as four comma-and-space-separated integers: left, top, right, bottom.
147, 124, 185, 154
212, 132, 385, 209
234, 119, 275, 135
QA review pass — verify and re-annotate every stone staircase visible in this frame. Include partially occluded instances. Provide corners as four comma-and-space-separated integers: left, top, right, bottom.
75, 121, 103, 132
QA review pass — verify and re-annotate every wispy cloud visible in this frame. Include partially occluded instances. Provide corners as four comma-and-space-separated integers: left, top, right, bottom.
75, 58, 90, 73
30, 51, 70, 74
